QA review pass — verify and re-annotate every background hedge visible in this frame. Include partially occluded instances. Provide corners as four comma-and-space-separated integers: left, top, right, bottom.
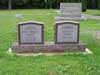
0, 0, 99, 12
98, 0, 100, 10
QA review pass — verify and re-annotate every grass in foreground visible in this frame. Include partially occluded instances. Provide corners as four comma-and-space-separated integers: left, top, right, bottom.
0, 9, 100, 75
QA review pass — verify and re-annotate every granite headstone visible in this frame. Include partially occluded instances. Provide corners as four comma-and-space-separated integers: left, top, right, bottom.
55, 3, 83, 21
60, 3, 82, 17
18, 21, 44, 44
55, 21, 79, 44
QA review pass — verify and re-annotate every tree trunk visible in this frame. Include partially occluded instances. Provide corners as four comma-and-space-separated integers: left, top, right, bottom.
44, 0, 48, 8
98, 0, 100, 10
8, 0, 12, 10
49, 2, 52, 9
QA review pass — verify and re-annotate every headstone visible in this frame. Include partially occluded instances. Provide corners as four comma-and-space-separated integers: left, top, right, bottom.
15, 14, 23, 19
18, 21, 44, 44
60, 3, 82, 17
53, 21, 85, 52
55, 21, 79, 44
11, 21, 86, 53
55, 3, 85, 21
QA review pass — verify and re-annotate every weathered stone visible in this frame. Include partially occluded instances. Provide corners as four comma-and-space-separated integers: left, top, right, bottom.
18, 21, 44, 44
55, 16, 81, 21
60, 3, 82, 17
12, 42, 85, 53
55, 21, 79, 44
11, 21, 86, 53
55, 3, 84, 21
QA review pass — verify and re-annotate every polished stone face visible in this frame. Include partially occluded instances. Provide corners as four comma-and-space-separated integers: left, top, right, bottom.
57, 24, 78, 43
60, 3, 82, 17
55, 21, 79, 43
19, 23, 42, 44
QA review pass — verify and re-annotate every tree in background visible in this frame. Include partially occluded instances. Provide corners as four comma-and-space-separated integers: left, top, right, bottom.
0, 0, 88, 11
48, 0, 56, 9
8, 0, 12, 9
98, 0, 100, 10
44, 0, 48, 8
0, 0, 8, 9
81, 0, 87, 12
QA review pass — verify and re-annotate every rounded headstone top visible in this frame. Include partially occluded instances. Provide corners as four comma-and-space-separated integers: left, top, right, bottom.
18, 21, 44, 25
55, 21, 79, 24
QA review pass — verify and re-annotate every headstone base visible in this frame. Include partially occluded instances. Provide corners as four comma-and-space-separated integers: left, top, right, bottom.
11, 42, 85, 53
55, 16, 87, 22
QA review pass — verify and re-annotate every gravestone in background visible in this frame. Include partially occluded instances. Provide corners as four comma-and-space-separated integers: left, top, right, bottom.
60, 3, 82, 17
55, 3, 83, 21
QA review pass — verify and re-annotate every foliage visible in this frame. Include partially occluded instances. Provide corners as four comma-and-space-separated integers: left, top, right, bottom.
81, 0, 87, 12
98, 0, 100, 10
0, 0, 87, 12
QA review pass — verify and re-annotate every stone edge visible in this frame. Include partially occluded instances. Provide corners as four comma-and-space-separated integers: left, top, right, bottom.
7, 48, 93, 56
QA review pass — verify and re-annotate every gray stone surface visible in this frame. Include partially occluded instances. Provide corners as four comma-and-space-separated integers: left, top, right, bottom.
55, 21, 79, 44
85, 14, 100, 20
55, 16, 81, 21
11, 20, 86, 53
55, 3, 85, 21
55, 14, 88, 21
60, 3, 82, 17
20, 24, 41, 43
11, 42, 85, 53
18, 21, 44, 44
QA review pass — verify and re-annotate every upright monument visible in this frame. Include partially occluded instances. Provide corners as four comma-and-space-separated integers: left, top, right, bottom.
11, 21, 85, 53
55, 3, 83, 21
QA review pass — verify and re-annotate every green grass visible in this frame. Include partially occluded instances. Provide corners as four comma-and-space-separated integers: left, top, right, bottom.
0, 9, 100, 75
84, 10, 100, 16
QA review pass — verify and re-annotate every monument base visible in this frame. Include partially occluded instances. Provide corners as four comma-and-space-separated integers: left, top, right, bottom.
55, 16, 87, 22
11, 42, 85, 53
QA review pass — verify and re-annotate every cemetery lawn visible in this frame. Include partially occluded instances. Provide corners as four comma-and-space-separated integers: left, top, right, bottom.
84, 10, 100, 16
0, 9, 100, 75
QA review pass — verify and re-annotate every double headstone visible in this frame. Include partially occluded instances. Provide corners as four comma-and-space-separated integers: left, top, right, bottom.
11, 21, 85, 53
